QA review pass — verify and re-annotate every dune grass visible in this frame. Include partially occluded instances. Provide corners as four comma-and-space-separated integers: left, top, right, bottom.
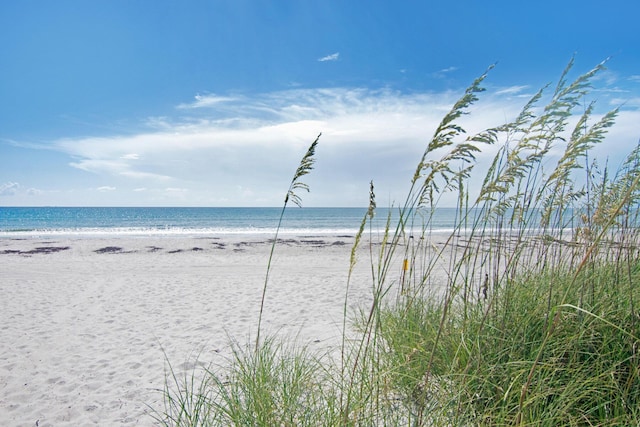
155, 59, 640, 426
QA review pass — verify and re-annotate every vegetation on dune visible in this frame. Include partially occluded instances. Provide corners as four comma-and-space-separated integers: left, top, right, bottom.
155, 59, 640, 426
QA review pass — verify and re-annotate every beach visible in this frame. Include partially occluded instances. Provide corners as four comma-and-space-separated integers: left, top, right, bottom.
0, 234, 397, 426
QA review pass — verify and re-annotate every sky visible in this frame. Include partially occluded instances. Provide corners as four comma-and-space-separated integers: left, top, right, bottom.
1, 1, 639, 207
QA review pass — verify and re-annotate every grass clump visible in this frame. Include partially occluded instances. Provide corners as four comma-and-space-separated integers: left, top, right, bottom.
207, 338, 335, 426
157, 58, 640, 426
380, 262, 640, 425
155, 339, 339, 426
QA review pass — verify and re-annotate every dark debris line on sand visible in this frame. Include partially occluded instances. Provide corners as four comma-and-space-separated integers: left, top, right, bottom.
94, 246, 136, 254
0, 246, 71, 255
165, 247, 204, 253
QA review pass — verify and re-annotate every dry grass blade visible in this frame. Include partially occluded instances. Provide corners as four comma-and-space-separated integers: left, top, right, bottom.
256, 133, 321, 353
286, 133, 321, 207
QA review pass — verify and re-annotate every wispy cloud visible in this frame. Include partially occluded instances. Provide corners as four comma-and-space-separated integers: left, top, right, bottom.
26, 188, 43, 196
97, 186, 116, 192
14, 83, 639, 207
593, 69, 620, 87
318, 52, 339, 62
0, 182, 46, 199
439, 66, 458, 74
431, 66, 459, 79
0, 181, 20, 196
47, 87, 469, 205
177, 94, 240, 109
495, 85, 529, 95
610, 97, 640, 108
594, 87, 631, 95
165, 187, 188, 193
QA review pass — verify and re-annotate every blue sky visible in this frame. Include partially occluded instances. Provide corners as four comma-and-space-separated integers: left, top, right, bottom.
1, 1, 639, 207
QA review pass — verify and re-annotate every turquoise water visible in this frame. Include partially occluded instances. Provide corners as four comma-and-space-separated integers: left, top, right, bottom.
0, 206, 583, 237
1, 206, 447, 236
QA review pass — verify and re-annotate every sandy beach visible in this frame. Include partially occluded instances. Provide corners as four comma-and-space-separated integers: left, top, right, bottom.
0, 234, 404, 426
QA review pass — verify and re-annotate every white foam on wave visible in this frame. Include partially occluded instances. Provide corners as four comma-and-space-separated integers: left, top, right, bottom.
0, 226, 363, 238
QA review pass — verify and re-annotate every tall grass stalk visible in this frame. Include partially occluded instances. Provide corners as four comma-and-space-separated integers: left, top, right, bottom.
255, 133, 321, 353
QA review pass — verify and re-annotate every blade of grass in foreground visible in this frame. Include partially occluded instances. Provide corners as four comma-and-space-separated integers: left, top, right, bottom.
255, 133, 321, 354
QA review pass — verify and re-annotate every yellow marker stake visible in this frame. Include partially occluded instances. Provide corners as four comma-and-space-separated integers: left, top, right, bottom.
403, 259, 409, 271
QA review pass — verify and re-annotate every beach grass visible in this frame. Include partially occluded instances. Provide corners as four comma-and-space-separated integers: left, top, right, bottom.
156, 58, 640, 426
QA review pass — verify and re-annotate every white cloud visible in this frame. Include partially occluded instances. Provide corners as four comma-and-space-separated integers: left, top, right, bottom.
177, 94, 240, 109
0, 181, 19, 196
97, 186, 116, 192
609, 97, 640, 108
495, 85, 529, 95
318, 52, 339, 62
430, 66, 460, 80
44, 88, 454, 205
67, 150, 173, 181
29, 84, 639, 207
120, 170, 173, 180
439, 66, 458, 74
594, 87, 630, 95
592, 69, 619, 87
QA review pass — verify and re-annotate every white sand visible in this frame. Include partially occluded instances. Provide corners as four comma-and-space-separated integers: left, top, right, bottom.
1, 234, 420, 426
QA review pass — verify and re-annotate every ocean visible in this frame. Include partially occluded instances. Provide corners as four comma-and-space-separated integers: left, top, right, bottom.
0, 206, 460, 237
0, 206, 586, 238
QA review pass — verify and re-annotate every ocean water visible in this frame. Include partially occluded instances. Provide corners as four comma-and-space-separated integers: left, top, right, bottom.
0, 206, 460, 237
0, 206, 583, 238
